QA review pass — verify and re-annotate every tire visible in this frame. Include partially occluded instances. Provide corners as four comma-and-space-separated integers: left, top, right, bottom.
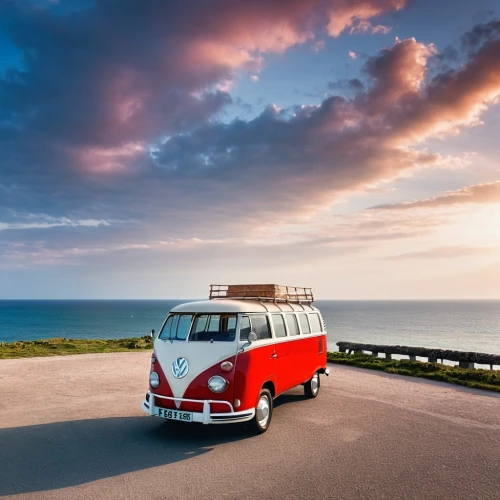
249, 388, 273, 434
304, 372, 320, 398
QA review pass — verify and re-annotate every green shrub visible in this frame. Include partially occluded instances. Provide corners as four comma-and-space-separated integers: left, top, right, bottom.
327, 352, 500, 393
0, 337, 154, 359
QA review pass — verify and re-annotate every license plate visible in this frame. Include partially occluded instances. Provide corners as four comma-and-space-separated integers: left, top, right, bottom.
158, 408, 193, 422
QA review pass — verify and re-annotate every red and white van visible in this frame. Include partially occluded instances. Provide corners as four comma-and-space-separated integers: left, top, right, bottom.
141, 284, 329, 433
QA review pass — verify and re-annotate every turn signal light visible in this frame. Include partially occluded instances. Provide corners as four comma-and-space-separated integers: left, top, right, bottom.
220, 361, 233, 372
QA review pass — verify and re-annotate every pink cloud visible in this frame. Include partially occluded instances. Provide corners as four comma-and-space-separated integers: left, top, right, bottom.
326, 0, 406, 36
382, 246, 499, 260
363, 38, 437, 115
76, 143, 145, 173
3, 9, 500, 256
147, 29, 500, 235
371, 182, 500, 210
385, 39, 500, 144
1, 0, 407, 173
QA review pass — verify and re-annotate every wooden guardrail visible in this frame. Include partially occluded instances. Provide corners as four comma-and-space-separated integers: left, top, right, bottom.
336, 341, 500, 370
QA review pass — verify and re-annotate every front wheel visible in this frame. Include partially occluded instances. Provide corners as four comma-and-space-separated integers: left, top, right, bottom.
249, 388, 273, 434
304, 372, 320, 398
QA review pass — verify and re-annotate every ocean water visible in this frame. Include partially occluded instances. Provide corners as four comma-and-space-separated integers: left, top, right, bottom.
0, 299, 500, 355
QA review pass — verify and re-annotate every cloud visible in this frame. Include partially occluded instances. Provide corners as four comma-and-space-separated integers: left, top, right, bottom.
349, 21, 392, 35
461, 19, 500, 51
314, 41, 325, 52
382, 245, 499, 260
0, 0, 409, 179
349, 50, 358, 59
2, 8, 500, 269
0, 218, 109, 231
325, 0, 406, 37
362, 37, 438, 115
149, 32, 500, 225
371, 181, 500, 210
0, 0, 406, 143
328, 78, 364, 91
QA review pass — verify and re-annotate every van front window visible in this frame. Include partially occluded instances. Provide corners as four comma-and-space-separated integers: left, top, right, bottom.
189, 314, 237, 342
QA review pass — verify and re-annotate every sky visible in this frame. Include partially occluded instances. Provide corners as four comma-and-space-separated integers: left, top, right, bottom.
0, 0, 500, 299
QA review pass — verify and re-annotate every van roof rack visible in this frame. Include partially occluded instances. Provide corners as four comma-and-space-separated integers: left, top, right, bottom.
209, 284, 314, 304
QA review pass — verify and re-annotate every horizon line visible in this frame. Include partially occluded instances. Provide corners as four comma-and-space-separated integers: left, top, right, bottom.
1, 298, 500, 301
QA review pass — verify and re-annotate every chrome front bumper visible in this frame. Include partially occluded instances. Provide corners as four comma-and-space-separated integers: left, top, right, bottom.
141, 391, 255, 425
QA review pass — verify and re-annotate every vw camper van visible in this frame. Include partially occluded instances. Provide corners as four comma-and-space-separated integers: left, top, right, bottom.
142, 284, 329, 433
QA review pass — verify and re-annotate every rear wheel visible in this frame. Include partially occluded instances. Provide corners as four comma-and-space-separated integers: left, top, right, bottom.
249, 388, 273, 434
304, 372, 320, 398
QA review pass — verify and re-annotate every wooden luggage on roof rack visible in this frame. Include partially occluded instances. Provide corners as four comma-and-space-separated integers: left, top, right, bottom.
209, 284, 314, 303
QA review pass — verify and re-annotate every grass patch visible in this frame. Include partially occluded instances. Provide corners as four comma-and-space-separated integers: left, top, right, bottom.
0, 336, 153, 359
327, 352, 500, 393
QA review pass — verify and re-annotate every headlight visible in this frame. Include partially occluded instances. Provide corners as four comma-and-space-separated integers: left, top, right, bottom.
149, 371, 160, 388
208, 375, 227, 393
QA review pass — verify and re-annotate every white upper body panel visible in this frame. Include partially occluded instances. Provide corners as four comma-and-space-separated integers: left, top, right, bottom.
170, 299, 318, 314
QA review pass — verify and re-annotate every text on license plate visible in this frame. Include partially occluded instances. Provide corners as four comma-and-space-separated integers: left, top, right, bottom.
158, 408, 193, 422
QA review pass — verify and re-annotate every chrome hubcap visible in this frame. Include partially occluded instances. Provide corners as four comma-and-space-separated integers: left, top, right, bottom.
256, 395, 270, 427
311, 374, 319, 395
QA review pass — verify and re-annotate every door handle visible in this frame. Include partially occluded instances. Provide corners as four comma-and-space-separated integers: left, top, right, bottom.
271, 353, 278, 359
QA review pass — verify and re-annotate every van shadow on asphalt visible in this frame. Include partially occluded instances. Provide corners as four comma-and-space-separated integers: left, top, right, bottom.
273, 391, 308, 408
0, 416, 250, 495
0, 389, 311, 496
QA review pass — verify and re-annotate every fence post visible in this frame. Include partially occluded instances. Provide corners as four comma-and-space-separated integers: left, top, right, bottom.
458, 361, 474, 370
409, 355, 416, 362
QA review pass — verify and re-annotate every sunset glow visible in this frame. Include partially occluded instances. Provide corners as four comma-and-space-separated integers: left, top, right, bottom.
1, 0, 500, 298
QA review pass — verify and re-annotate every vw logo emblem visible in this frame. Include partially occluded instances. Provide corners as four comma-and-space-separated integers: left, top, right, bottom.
171, 357, 189, 379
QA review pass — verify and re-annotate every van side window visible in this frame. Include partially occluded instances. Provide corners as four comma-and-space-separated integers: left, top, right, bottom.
240, 315, 251, 341
193, 314, 209, 335
250, 315, 272, 340
191, 314, 237, 342
308, 313, 323, 333
284, 314, 299, 336
298, 313, 311, 334
271, 314, 287, 338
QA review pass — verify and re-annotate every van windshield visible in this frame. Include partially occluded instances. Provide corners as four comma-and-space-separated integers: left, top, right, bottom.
189, 314, 237, 342
159, 314, 193, 341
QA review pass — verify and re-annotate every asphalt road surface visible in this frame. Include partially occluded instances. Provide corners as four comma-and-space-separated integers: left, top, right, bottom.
1, 352, 499, 500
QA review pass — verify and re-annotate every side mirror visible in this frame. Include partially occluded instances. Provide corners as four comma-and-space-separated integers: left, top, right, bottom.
239, 331, 257, 354
247, 332, 257, 343
150, 329, 155, 338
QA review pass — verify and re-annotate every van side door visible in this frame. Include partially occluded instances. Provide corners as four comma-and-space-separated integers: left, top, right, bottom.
234, 314, 277, 411
270, 313, 291, 395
